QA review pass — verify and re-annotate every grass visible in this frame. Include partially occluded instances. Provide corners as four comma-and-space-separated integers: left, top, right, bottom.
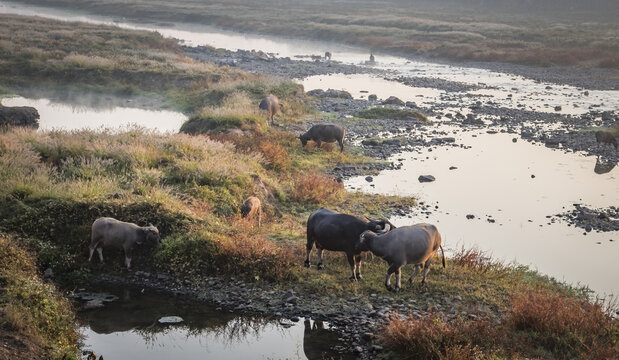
0, 14, 303, 114
13, 0, 619, 68
356, 107, 428, 121
0, 234, 79, 360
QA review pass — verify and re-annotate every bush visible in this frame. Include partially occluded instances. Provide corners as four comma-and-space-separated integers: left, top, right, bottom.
380, 312, 496, 360
508, 287, 618, 359
291, 173, 344, 204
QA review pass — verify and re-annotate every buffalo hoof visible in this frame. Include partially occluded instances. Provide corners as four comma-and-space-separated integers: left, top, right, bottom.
317, 264, 325, 270
391, 287, 401, 293
356, 274, 363, 280
304, 261, 310, 268
349, 275, 358, 281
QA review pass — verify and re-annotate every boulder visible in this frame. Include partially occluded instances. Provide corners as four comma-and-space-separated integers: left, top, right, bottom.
0, 106, 40, 128
368, 94, 378, 102
418, 175, 435, 182
382, 96, 405, 106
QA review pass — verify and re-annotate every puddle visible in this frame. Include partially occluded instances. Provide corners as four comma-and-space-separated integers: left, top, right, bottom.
1, 97, 186, 132
78, 285, 350, 360
346, 127, 618, 295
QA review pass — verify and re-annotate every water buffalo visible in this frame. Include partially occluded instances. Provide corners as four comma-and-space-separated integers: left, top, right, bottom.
358, 223, 445, 291
88, 217, 160, 270
241, 196, 262, 227
305, 208, 395, 280
595, 130, 617, 150
259, 94, 282, 125
324, 51, 332, 60
299, 124, 346, 152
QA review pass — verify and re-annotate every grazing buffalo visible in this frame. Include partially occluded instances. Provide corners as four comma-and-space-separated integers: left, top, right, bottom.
595, 130, 617, 150
241, 196, 262, 227
88, 217, 160, 270
358, 223, 445, 291
259, 94, 282, 125
305, 208, 395, 280
299, 124, 346, 152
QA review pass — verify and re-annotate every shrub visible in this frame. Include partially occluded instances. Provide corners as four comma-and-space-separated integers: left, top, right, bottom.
508, 287, 618, 359
291, 173, 344, 204
380, 312, 496, 360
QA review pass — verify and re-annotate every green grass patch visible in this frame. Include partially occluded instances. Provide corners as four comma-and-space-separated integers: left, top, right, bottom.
0, 234, 79, 360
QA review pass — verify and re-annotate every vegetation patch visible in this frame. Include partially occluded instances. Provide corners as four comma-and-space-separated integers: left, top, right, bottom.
0, 234, 79, 360
356, 107, 428, 121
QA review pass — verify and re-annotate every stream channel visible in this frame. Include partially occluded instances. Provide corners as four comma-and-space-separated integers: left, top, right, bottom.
1, 1, 618, 359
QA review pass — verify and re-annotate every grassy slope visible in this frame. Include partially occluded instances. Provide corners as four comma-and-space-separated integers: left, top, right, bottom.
12, 0, 619, 68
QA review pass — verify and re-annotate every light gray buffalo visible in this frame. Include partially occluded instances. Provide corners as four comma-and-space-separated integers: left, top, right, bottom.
299, 124, 346, 152
259, 94, 282, 125
88, 217, 160, 270
358, 223, 445, 291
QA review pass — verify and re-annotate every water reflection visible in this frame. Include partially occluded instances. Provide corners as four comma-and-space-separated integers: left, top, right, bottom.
78, 286, 348, 360
594, 156, 617, 175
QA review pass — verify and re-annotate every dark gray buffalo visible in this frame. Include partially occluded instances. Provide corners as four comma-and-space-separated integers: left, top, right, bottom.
299, 124, 346, 152
305, 208, 394, 280
358, 223, 445, 291
88, 217, 160, 270
595, 130, 617, 150
259, 94, 282, 125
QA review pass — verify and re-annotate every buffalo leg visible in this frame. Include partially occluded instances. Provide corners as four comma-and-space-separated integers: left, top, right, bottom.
304, 236, 314, 267
347, 253, 357, 280
96, 247, 104, 263
316, 248, 325, 269
385, 263, 400, 291
421, 259, 432, 285
88, 246, 95, 262
315, 140, 322, 149
124, 248, 132, 270
408, 265, 422, 286
354, 255, 363, 279
338, 138, 344, 152
395, 267, 402, 291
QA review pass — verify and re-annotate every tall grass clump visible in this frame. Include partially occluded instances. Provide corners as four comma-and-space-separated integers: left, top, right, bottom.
0, 235, 79, 360
380, 312, 496, 360
291, 173, 344, 204
507, 287, 618, 359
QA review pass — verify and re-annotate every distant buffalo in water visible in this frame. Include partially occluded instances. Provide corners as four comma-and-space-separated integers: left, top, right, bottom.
259, 94, 282, 125
595, 130, 617, 150
299, 124, 346, 152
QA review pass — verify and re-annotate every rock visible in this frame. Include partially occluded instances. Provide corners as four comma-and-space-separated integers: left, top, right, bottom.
382, 96, 405, 106
158, 316, 184, 324
0, 106, 40, 128
83, 299, 104, 310
365, 176, 373, 182
361, 139, 380, 146
466, 214, 475, 219
418, 175, 435, 182
531, 174, 536, 178
405, 101, 417, 108
554, 106, 562, 111
354, 346, 363, 354
449, 166, 458, 170
43, 268, 53, 279
307, 88, 353, 99
512, 138, 518, 143
368, 94, 378, 102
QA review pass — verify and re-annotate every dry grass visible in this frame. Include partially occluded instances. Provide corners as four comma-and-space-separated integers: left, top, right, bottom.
291, 173, 344, 204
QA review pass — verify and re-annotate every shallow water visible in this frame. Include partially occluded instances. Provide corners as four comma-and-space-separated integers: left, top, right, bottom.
78, 286, 349, 360
1, 97, 186, 133
347, 126, 618, 295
